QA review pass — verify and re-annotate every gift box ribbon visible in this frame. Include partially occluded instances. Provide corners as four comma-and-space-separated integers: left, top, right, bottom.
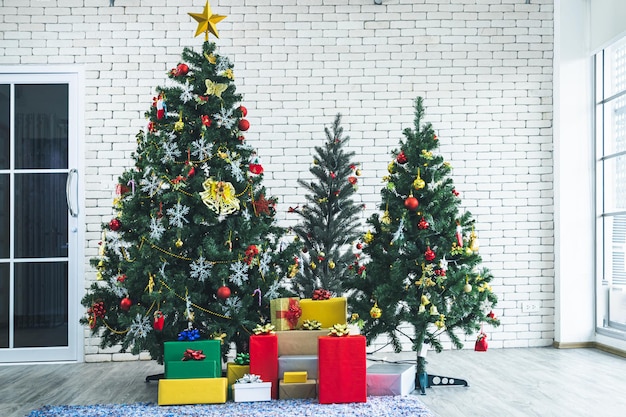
182, 349, 206, 361
275, 298, 302, 329
236, 373, 264, 383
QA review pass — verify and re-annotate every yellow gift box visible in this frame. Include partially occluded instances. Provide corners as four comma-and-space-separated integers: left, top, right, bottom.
283, 371, 308, 383
227, 362, 250, 399
297, 297, 347, 329
158, 377, 228, 406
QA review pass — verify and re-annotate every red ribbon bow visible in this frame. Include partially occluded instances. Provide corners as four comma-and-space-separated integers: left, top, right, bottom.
276, 298, 302, 329
182, 349, 206, 361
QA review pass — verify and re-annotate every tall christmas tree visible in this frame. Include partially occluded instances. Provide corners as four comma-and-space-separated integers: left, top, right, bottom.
81, 2, 300, 363
289, 115, 363, 298
345, 97, 499, 390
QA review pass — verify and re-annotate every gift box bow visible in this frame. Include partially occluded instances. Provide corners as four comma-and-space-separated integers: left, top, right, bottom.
312, 288, 332, 300
182, 349, 206, 361
177, 328, 200, 341
236, 373, 264, 383
302, 319, 322, 330
253, 323, 275, 335
276, 298, 302, 328
234, 352, 250, 365
328, 323, 350, 337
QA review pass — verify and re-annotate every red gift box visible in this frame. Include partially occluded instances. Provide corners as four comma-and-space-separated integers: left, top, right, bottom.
318, 335, 367, 404
249, 334, 279, 399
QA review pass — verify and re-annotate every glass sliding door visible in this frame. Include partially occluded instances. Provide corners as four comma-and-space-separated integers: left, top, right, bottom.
0, 71, 82, 363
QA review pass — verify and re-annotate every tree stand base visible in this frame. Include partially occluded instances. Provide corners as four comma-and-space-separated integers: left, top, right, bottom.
416, 372, 469, 395
145, 373, 164, 382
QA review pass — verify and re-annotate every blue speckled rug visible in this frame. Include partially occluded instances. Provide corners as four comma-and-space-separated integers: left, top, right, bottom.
27, 396, 434, 417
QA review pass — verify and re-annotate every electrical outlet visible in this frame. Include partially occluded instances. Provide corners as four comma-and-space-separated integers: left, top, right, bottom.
521, 301, 540, 314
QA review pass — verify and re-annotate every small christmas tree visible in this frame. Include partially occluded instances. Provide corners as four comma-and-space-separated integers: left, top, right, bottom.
289, 115, 363, 297
345, 97, 499, 389
81, 4, 299, 363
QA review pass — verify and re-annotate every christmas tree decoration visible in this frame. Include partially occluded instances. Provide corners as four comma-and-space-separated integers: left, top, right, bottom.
344, 97, 499, 390
239, 105, 247, 117
188, 0, 227, 40
396, 151, 407, 164
474, 325, 488, 352
173, 63, 189, 77
153, 311, 165, 331
369, 302, 382, 319
404, 195, 419, 211
120, 297, 132, 311
217, 285, 231, 300
109, 218, 121, 231
238, 119, 250, 131
469, 227, 479, 253
289, 115, 363, 298
80, 4, 300, 364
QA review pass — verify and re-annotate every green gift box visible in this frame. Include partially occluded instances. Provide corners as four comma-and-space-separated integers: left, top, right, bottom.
165, 360, 219, 379
163, 340, 221, 379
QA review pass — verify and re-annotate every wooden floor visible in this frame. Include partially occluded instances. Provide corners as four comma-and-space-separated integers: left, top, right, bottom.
1, 347, 625, 417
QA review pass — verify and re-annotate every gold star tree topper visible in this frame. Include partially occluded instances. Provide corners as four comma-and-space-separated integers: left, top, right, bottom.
188, 0, 226, 40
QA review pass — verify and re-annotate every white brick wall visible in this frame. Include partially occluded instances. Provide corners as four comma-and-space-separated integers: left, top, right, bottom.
0, 0, 555, 360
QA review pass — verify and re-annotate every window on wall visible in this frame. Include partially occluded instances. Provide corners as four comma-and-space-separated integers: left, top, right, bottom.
596, 35, 626, 333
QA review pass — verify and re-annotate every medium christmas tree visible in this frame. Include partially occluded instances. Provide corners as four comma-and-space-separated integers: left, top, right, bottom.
81, 3, 299, 363
289, 115, 363, 298
345, 97, 499, 390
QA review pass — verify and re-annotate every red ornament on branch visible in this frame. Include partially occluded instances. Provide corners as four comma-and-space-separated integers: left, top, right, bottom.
120, 297, 132, 311
418, 217, 430, 230
239, 105, 247, 117
217, 285, 231, 300
109, 218, 121, 231
424, 246, 436, 261
396, 151, 407, 164
238, 119, 250, 131
174, 63, 189, 76
404, 195, 419, 211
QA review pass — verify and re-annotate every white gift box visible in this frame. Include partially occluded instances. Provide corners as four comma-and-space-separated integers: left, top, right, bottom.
232, 381, 272, 402
366, 363, 416, 396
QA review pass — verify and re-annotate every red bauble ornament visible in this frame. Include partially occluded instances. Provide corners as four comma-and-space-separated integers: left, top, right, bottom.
176, 63, 189, 76
238, 119, 250, 131
418, 217, 430, 230
424, 246, 436, 261
217, 285, 231, 300
396, 151, 407, 164
109, 218, 121, 231
404, 196, 419, 211
120, 297, 132, 311
348, 176, 357, 185
239, 105, 248, 117
356, 242, 363, 250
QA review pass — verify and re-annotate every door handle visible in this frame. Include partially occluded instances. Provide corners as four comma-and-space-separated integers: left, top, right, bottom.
66, 168, 78, 218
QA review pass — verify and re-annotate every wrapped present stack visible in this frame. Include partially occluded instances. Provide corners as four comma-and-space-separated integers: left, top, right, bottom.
157, 330, 228, 405
266, 292, 367, 403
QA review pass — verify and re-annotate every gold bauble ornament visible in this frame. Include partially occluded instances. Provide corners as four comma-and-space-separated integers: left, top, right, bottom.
370, 302, 382, 319
175, 238, 184, 248
464, 283, 472, 293
387, 161, 396, 174
310, 261, 317, 270
328, 260, 336, 269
